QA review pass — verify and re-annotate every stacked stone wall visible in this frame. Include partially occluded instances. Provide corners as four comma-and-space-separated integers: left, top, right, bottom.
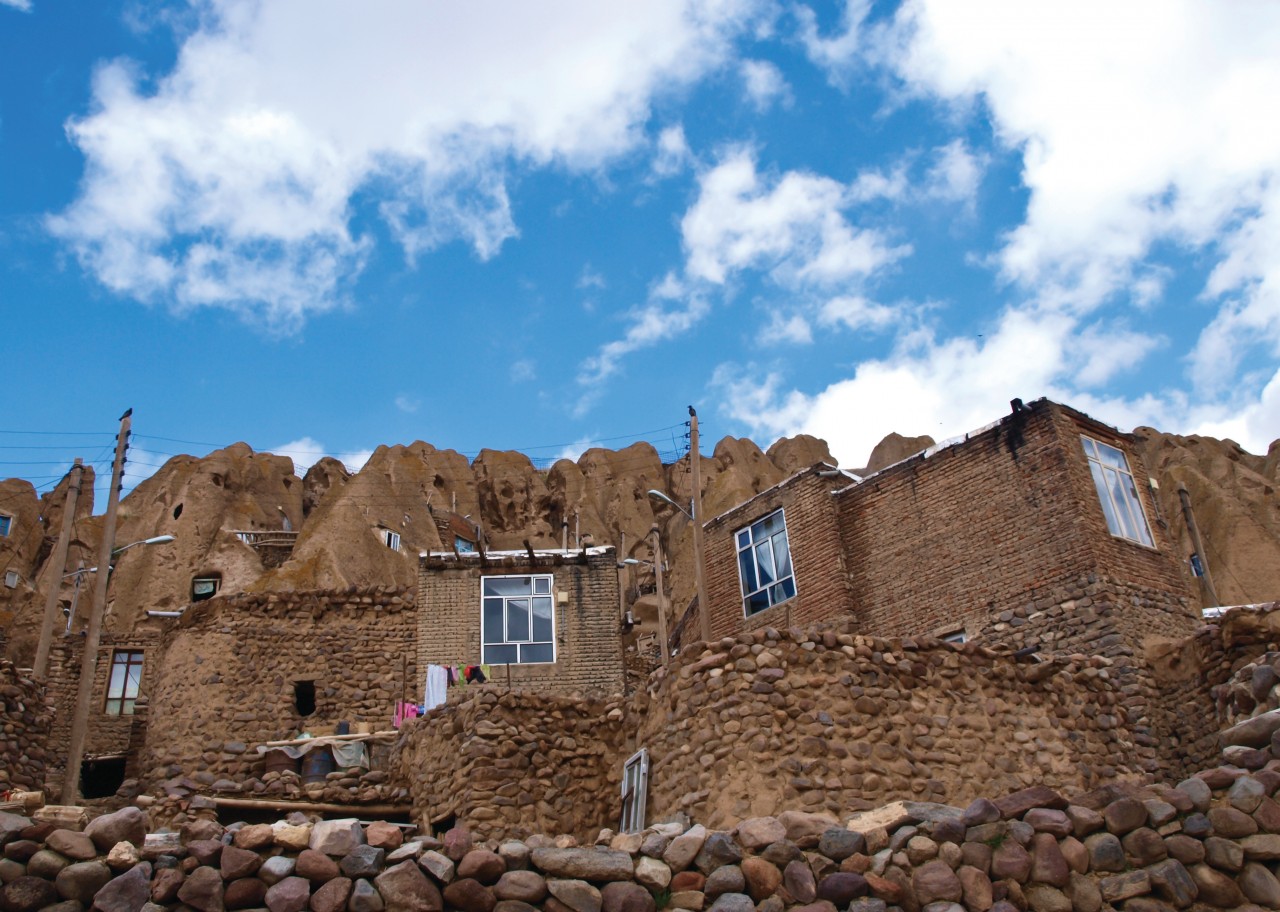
417, 551, 624, 696
0, 657, 52, 791
137, 587, 416, 788
395, 687, 628, 842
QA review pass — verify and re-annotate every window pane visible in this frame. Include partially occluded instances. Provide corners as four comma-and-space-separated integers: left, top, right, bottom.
485, 577, 531, 597
772, 530, 791, 579
532, 598, 553, 641
755, 541, 776, 585
1088, 462, 1122, 536
736, 529, 751, 549
754, 511, 783, 538
484, 644, 518, 665
483, 598, 504, 643
779, 576, 796, 600
534, 577, 551, 594
521, 642, 554, 664
738, 551, 758, 596
507, 598, 530, 642
124, 663, 142, 699
121, 698, 136, 715
1094, 440, 1128, 469
1106, 469, 1139, 541
108, 663, 128, 698
745, 589, 770, 615
1080, 437, 1098, 460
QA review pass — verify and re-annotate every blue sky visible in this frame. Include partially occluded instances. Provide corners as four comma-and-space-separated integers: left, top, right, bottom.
2, 1, 1278, 502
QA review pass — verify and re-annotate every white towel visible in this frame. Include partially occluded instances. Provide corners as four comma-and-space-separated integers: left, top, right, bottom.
424, 664, 449, 711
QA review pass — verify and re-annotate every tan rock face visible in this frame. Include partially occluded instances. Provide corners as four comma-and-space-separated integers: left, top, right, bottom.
861, 432, 936, 475
1133, 428, 1280, 608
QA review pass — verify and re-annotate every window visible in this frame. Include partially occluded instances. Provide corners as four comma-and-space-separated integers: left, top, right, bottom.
382, 529, 401, 551
736, 509, 796, 616
481, 575, 555, 665
3, 571, 17, 589
619, 749, 649, 834
104, 650, 144, 716
455, 535, 475, 554
1081, 436, 1154, 547
0, 513, 10, 537
941, 629, 968, 645
191, 574, 221, 601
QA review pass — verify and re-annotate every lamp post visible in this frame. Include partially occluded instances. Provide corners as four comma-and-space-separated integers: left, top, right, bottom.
60, 536, 177, 634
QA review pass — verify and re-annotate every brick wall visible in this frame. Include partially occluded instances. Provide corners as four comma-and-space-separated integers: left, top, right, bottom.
703, 469, 851, 641
417, 549, 624, 696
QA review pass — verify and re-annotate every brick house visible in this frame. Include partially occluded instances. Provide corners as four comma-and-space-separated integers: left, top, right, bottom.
705, 398, 1196, 650
416, 546, 624, 696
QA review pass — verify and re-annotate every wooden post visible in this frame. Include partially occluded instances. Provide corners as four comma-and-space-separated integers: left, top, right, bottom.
652, 525, 669, 667
1178, 485, 1222, 607
688, 407, 711, 644
34, 459, 84, 678
62, 411, 131, 805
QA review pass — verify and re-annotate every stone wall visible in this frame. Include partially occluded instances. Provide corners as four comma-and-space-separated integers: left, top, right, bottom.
395, 616, 1151, 841
394, 687, 628, 842
417, 549, 624, 696
136, 587, 416, 787
0, 657, 52, 791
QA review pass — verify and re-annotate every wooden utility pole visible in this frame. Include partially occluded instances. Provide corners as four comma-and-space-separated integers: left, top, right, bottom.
1177, 484, 1222, 608
688, 407, 711, 644
33, 459, 84, 678
651, 525, 669, 667
61, 411, 130, 804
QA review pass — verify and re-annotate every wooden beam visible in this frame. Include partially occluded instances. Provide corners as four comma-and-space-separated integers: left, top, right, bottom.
213, 796, 411, 816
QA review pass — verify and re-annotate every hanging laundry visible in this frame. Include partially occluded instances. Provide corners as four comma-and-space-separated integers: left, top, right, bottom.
424, 664, 449, 710
465, 664, 488, 684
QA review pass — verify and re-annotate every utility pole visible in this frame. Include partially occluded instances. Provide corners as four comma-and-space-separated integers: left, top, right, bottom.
33, 459, 84, 678
688, 406, 711, 644
1177, 484, 1221, 608
62, 411, 130, 805
651, 524, 669, 667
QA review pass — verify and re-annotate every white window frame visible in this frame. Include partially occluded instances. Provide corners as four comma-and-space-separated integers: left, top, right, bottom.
191, 576, 221, 601
480, 574, 556, 665
0, 512, 11, 537
4, 571, 18, 589
619, 748, 649, 834
1081, 436, 1154, 547
104, 650, 144, 716
941, 628, 967, 645
736, 508, 797, 617
382, 529, 401, 551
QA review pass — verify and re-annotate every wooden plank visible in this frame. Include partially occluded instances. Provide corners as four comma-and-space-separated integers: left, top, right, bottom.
213, 796, 410, 817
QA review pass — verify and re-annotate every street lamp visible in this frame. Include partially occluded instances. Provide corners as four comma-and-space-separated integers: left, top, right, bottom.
61, 536, 178, 633
647, 489, 691, 519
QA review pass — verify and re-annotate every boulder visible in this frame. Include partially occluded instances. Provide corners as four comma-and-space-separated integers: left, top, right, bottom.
232, 824, 274, 851
531, 849, 634, 882
693, 836, 741, 876
739, 857, 780, 901
443, 828, 474, 863
366, 823, 403, 852
373, 860, 443, 912
220, 845, 262, 880
261, 855, 297, 885
818, 829, 864, 862
816, 872, 867, 905
310, 877, 353, 912
263, 875, 310, 912
55, 861, 113, 904
457, 851, 505, 885
296, 849, 341, 883
150, 867, 185, 903
340, 846, 386, 880
600, 882, 655, 912
703, 866, 744, 900
85, 809, 146, 852
777, 812, 839, 849
309, 820, 364, 858
547, 879, 601, 912
349, 878, 384, 912
735, 819, 784, 851
419, 851, 455, 884
177, 865, 225, 912
46, 830, 98, 861
0, 875, 57, 912
494, 870, 548, 903
912, 860, 961, 905
443, 879, 495, 912
223, 877, 267, 910
662, 827, 706, 872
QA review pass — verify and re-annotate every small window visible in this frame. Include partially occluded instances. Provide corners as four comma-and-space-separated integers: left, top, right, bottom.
736, 508, 796, 616
1081, 436, 1154, 547
455, 535, 475, 554
0, 513, 11, 537
192, 574, 221, 601
4, 571, 17, 589
104, 650, 144, 716
382, 529, 401, 551
941, 629, 967, 645
481, 575, 556, 665
294, 680, 316, 716
620, 749, 649, 834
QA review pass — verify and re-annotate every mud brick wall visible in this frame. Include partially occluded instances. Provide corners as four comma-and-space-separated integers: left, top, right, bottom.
137, 587, 416, 784
704, 469, 851, 641
417, 550, 624, 695
630, 618, 1148, 831
0, 657, 52, 790
42, 629, 159, 791
394, 687, 628, 841
839, 401, 1193, 641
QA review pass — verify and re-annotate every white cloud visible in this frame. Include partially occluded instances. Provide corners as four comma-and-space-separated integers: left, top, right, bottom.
762, 313, 813, 345
555, 434, 598, 463
795, 0, 870, 83
652, 124, 693, 178
1, 0, 32, 11
818, 294, 898, 332
272, 437, 371, 474
682, 148, 910, 286
394, 394, 419, 414
510, 359, 537, 383
51, 0, 769, 331
577, 264, 607, 290
922, 139, 985, 205
739, 59, 790, 111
